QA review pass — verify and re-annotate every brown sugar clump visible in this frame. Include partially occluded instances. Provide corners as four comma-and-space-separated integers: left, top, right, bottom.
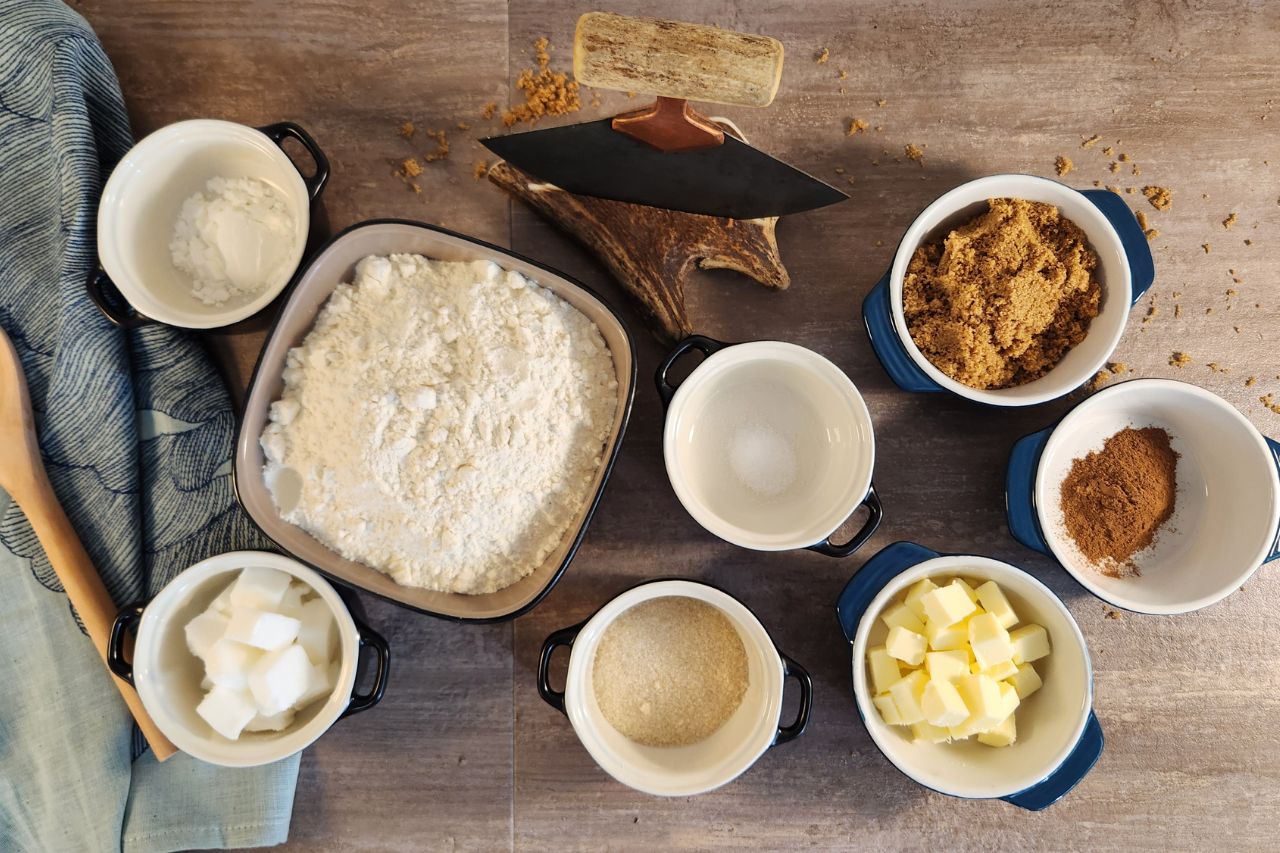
1055, 155, 1073, 176
1081, 134, 1101, 148
1222, 212, 1238, 228
847, 117, 869, 135
1059, 426, 1179, 577
1202, 243, 1211, 253
903, 198, 1101, 389
905, 143, 925, 164
502, 38, 580, 127
481, 101, 498, 120
1263, 394, 1280, 415
400, 157, 423, 178
472, 160, 489, 180
1142, 186, 1172, 210
399, 121, 415, 139
1169, 351, 1192, 367
816, 47, 830, 64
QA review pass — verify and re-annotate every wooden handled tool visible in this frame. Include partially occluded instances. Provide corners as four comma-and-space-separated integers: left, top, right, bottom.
574, 12, 784, 152
0, 327, 177, 761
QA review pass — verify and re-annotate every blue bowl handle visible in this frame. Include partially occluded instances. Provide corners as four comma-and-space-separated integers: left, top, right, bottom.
1005, 427, 1055, 557
1002, 711, 1104, 811
861, 271, 943, 393
1266, 437, 1280, 563
1080, 189, 1155, 306
835, 541, 940, 642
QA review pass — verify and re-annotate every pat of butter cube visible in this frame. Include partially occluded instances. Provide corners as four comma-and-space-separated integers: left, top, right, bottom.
921, 678, 970, 728
975, 580, 1018, 629
244, 708, 295, 733
248, 644, 312, 716
1010, 624, 1051, 664
955, 674, 1005, 730
295, 599, 337, 665
968, 612, 1015, 669
873, 693, 905, 726
903, 578, 938, 622
925, 649, 968, 682
998, 681, 1020, 718
885, 625, 927, 666
205, 639, 264, 690
912, 720, 953, 744
867, 645, 903, 694
980, 659, 1019, 681
880, 602, 924, 634
949, 578, 980, 604
196, 685, 257, 740
229, 567, 293, 611
924, 618, 968, 651
887, 670, 928, 725
1008, 663, 1043, 699
978, 712, 1017, 747
921, 584, 977, 629
225, 608, 301, 651
185, 610, 229, 661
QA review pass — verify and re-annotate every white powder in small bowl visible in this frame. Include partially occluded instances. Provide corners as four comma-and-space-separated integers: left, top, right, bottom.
170, 176, 296, 306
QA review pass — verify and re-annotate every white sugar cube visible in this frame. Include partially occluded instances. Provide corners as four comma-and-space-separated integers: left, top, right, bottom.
184, 610, 229, 661
294, 660, 335, 710
295, 599, 337, 665
248, 643, 312, 715
278, 582, 307, 616
210, 581, 235, 616
224, 608, 301, 651
243, 708, 296, 733
205, 639, 264, 690
229, 567, 293, 611
196, 685, 257, 740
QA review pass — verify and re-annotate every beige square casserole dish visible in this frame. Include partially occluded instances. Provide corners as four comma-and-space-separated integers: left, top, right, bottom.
234, 219, 636, 622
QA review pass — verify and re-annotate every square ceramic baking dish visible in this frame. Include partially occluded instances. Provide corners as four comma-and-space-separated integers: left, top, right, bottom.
234, 219, 636, 622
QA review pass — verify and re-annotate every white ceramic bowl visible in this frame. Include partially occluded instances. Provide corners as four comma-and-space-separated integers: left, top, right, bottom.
862, 174, 1154, 406
93, 119, 325, 329
537, 580, 812, 797
108, 551, 388, 767
1008, 378, 1280, 614
659, 336, 881, 556
837, 542, 1100, 808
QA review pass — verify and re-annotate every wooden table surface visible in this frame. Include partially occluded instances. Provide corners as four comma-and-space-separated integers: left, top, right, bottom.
72, 0, 1280, 849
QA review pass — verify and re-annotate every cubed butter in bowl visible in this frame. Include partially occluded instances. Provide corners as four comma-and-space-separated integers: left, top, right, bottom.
836, 542, 1100, 809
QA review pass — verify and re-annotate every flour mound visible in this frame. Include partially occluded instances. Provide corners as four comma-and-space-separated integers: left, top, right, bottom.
260, 254, 617, 594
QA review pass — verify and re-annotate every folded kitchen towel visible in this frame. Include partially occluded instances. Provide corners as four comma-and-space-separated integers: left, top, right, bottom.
0, 2, 299, 851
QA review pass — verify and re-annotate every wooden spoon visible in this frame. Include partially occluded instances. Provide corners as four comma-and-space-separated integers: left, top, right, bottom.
0, 327, 177, 760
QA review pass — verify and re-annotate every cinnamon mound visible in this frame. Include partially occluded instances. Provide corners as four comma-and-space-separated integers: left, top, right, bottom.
903, 198, 1102, 389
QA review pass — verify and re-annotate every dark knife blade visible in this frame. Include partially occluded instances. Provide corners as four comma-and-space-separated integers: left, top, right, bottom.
481, 119, 847, 219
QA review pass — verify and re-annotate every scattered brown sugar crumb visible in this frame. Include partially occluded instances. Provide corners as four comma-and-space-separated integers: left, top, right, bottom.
1202, 243, 1211, 253
1119, 152, 1131, 162
1060, 427, 1178, 577
1263, 394, 1280, 415
837, 68, 848, 79
398, 120, 415, 139
1226, 287, 1237, 297
472, 160, 489, 180
502, 38, 580, 126
1244, 238, 1253, 246
1055, 155, 1073, 176
1086, 369, 1112, 391
1132, 164, 1142, 176
874, 125, 884, 132
1174, 303, 1182, 318
481, 101, 497, 120
1135, 210, 1158, 240
1142, 186, 1172, 210
1222, 212, 1238, 228
1109, 361, 1128, 375
1205, 307, 1214, 315
1172, 291, 1182, 298
1143, 300, 1157, 323
1092, 180, 1102, 187
1207, 362, 1229, 373
1082, 134, 1102, 148
422, 129, 449, 162
1246, 376, 1258, 387
1109, 161, 1121, 173
834, 166, 846, 174
847, 117, 869, 135
1104, 606, 1124, 620
903, 198, 1101, 390
589, 90, 602, 108
815, 47, 830, 63
1106, 184, 1122, 194
400, 157, 423, 178
456, 121, 470, 131
1103, 146, 1115, 156
1169, 351, 1192, 367
905, 143, 925, 164
876, 97, 888, 107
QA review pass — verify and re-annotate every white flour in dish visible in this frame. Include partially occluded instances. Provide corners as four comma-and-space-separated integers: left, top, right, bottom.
170, 176, 295, 306
260, 254, 617, 594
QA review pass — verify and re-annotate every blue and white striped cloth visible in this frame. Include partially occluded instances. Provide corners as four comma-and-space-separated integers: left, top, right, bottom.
0, 2, 299, 850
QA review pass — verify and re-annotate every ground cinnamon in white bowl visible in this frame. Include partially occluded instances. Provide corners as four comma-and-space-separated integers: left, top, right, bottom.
1058, 426, 1179, 577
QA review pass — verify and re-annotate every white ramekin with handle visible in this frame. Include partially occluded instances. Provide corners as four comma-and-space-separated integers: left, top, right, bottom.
107, 550, 388, 767
536, 579, 813, 796
1007, 378, 1280, 614
861, 174, 1155, 407
836, 541, 1101, 810
90, 119, 328, 329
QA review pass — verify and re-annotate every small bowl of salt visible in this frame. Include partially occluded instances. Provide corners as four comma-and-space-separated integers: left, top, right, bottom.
89, 119, 327, 329
657, 335, 882, 557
